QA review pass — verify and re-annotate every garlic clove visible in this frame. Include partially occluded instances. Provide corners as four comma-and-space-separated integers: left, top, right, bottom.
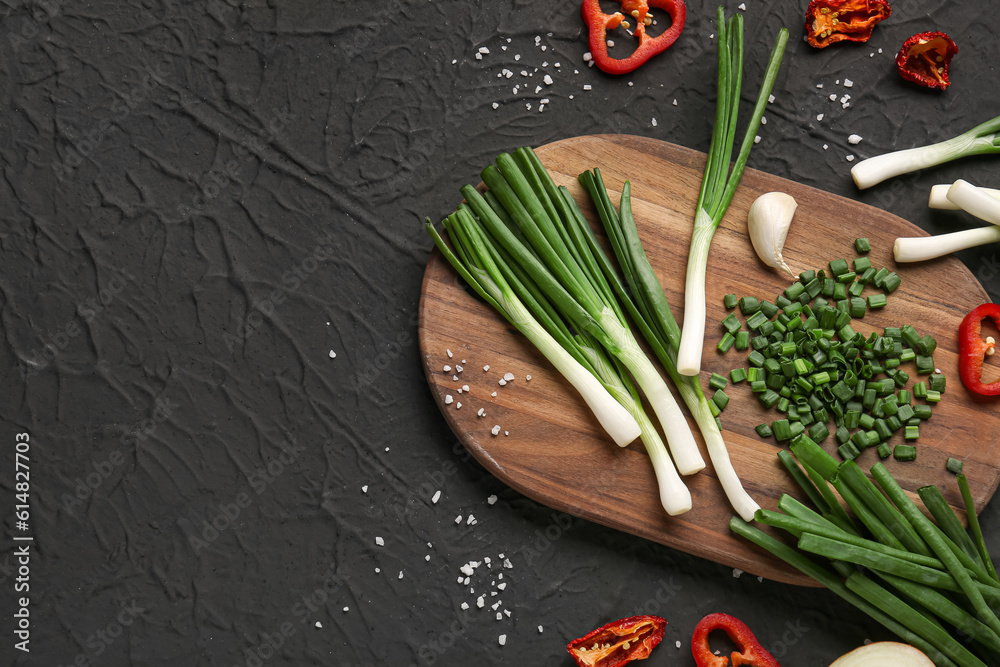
747, 191, 797, 277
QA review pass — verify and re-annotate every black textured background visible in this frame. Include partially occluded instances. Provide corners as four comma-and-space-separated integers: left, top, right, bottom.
1, 0, 999, 665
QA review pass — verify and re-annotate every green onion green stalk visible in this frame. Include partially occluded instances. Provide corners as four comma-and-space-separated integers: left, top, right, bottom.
676, 9, 789, 377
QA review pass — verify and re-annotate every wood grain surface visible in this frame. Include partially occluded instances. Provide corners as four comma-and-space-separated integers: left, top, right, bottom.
417, 134, 1000, 586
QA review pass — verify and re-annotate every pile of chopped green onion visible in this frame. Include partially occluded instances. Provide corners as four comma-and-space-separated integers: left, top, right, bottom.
733, 440, 999, 667
714, 241, 946, 462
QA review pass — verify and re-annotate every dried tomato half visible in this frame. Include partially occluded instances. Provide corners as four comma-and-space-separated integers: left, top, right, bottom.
805, 0, 891, 49
896, 31, 959, 90
567, 615, 667, 667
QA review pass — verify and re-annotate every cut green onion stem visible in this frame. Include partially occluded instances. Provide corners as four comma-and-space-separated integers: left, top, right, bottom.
894, 227, 1000, 263
675, 9, 789, 376
946, 179, 1000, 225
852, 114, 1000, 190
930, 183, 1000, 210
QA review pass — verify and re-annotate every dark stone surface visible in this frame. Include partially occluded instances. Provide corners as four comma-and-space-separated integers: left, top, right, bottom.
0, 0, 997, 665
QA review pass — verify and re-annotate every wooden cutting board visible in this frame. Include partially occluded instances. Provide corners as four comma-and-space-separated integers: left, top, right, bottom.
417, 135, 1000, 586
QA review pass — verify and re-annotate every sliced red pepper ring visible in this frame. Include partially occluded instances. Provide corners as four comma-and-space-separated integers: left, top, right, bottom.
691, 613, 781, 667
580, 0, 686, 75
804, 0, 891, 49
566, 615, 667, 667
958, 303, 1000, 396
896, 31, 959, 90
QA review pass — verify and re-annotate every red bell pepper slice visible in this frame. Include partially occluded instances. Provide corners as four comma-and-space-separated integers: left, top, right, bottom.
804, 0, 891, 49
580, 0, 685, 75
566, 615, 667, 667
896, 31, 959, 90
959, 303, 1000, 396
691, 613, 781, 667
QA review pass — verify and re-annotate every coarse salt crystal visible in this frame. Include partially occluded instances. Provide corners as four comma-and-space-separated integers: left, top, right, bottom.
498, 582, 507, 590
456, 365, 464, 373
461, 602, 469, 610
456, 402, 462, 409
761, 116, 767, 125
823, 144, 829, 150
543, 74, 553, 85
499, 635, 507, 647
496, 612, 503, 621
844, 78, 853, 87
487, 494, 498, 505
461, 564, 475, 576
829, 93, 837, 101
479, 47, 490, 54
652, 118, 658, 127
452, 375, 458, 381
343, 606, 349, 612
425, 554, 431, 561
376, 536, 385, 546
467, 514, 477, 525
738, 2, 746, 8
329, 350, 336, 358
456, 388, 462, 394
398, 571, 403, 579
733, 568, 743, 578
432, 490, 441, 503
483, 365, 490, 371
475, 53, 482, 60
498, 379, 506, 386
848, 134, 862, 145
583, 52, 592, 61
462, 384, 470, 392
477, 408, 486, 417
676, 641, 682, 649
583, 84, 592, 91
538, 626, 544, 633
534, 85, 542, 94
768, 94, 775, 103
504, 609, 511, 617
672, 99, 677, 106
477, 596, 485, 608
492, 102, 499, 110
362, 485, 368, 493
846, 155, 855, 162
817, 113, 824, 121
315, 621, 322, 628
503, 372, 515, 381
754, 136, 761, 144
816, 83, 824, 88
443, 365, 452, 372
455, 515, 463, 524
447, 349, 453, 358
492, 425, 501, 436
514, 54, 521, 61
525, 375, 531, 381
503, 558, 513, 569
525, 103, 531, 110
463, 576, 470, 585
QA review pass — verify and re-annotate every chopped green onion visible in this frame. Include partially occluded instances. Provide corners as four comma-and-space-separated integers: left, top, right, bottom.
855, 238, 871, 253
724, 293, 738, 309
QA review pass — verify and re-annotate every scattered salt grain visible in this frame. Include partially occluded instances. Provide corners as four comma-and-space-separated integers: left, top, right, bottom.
738, 2, 746, 9
848, 134, 862, 145
505, 431, 509, 436
477, 596, 485, 608
760, 116, 767, 125
492, 102, 499, 110
816, 83, 823, 89
362, 485, 368, 493
846, 155, 855, 162
483, 364, 490, 371
375, 567, 380, 573
329, 350, 336, 358
733, 568, 743, 578
504, 609, 511, 617
461, 602, 469, 610
754, 136, 761, 144
376, 536, 385, 546
496, 612, 503, 621
583, 52, 592, 61
829, 93, 837, 101
456, 402, 462, 409
514, 54, 521, 61
583, 84, 592, 91
479, 47, 490, 54
498, 582, 507, 590
652, 118, 658, 127
425, 555, 431, 561
525, 375, 531, 381
315, 622, 322, 628
477, 408, 486, 417
768, 94, 775, 103
398, 571, 404, 579
676, 641, 682, 649
504, 372, 515, 381
452, 375, 458, 381
499, 634, 507, 646
447, 349, 453, 358
432, 490, 441, 503
462, 384, 470, 392
844, 78, 853, 87
445, 395, 453, 405
498, 379, 507, 386
543, 74, 553, 85
492, 425, 502, 436
503, 558, 513, 569
538, 626, 544, 633
487, 494, 498, 505
823, 144, 829, 150
672, 99, 678, 106
443, 365, 452, 372
455, 515, 463, 524
456, 365, 464, 373
475, 53, 482, 60
534, 85, 542, 94
343, 606, 349, 612
816, 113, 824, 121
467, 514, 477, 525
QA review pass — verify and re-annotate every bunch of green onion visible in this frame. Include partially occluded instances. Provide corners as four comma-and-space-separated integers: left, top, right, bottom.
426, 148, 701, 516
675, 9, 789, 377
733, 438, 1000, 667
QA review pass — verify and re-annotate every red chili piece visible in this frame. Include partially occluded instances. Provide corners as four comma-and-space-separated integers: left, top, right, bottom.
566, 615, 667, 667
691, 613, 781, 667
580, 0, 685, 75
804, 0, 891, 49
896, 31, 959, 90
959, 303, 1000, 396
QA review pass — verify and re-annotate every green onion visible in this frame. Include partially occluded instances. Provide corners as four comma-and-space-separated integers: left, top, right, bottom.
852, 113, 1000, 189
426, 214, 640, 448
675, 9, 789, 376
